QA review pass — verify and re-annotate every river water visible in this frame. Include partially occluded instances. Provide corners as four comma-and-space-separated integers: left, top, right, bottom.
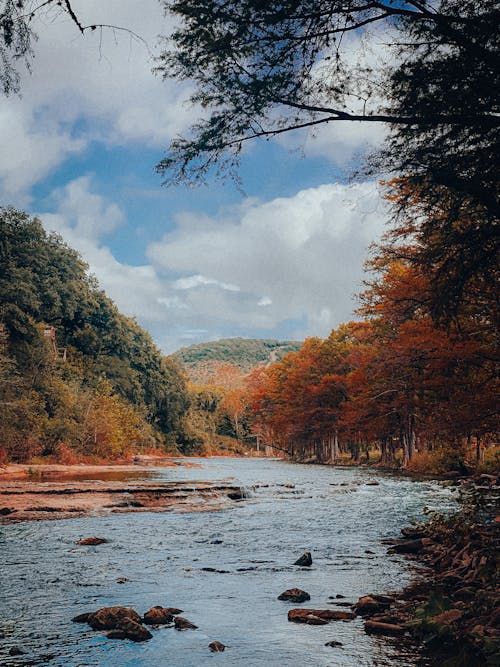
0, 458, 456, 667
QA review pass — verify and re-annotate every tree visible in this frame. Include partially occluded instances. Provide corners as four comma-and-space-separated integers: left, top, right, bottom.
157, 0, 498, 323
0, 0, 143, 95
156, 0, 499, 185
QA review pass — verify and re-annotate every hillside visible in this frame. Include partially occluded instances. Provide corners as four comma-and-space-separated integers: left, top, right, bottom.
0, 206, 189, 462
173, 338, 302, 384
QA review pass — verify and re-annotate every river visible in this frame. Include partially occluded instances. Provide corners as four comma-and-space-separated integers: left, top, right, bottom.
0, 458, 456, 666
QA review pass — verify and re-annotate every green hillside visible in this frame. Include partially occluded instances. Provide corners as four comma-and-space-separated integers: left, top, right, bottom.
173, 338, 302, 383
0, 206, 189, 462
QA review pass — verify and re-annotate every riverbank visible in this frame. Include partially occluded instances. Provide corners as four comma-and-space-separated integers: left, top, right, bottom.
0, 460, 249, 523
377, 474, 499, 665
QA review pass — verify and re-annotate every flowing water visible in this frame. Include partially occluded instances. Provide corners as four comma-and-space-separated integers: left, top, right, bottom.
0, 458, 457, 666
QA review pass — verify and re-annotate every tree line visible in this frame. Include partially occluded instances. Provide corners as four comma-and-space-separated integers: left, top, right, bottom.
246, 182, 498, 471
0, 206, 189, 462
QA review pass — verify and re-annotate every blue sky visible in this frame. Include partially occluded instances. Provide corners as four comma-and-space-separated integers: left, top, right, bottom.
1, 0, 389, 352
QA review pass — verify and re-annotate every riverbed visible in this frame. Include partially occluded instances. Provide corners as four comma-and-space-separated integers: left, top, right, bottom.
0, 458, 456, 666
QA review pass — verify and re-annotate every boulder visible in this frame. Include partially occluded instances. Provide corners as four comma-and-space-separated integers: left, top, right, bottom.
143, 606, 176, 625
365, 480, 380, 486
325, 641, 343, 648
364, 620, 405, 636
87, 607, 142, 630
288, 609, 355, 624
278, 588, 311, 603
174, 616, 198, 631
209, 641, 226, 652
294, 552, 312, 566
353, 596, 390, 617
111, 619, 153, 642
76, 537, 108, 546
72, 606, 152, 642
72, 612, 92, 623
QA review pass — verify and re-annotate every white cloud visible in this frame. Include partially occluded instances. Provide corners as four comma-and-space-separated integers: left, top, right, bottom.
148, 181, 388, 342
38, 176, 387, 352
0, 0, 195, 202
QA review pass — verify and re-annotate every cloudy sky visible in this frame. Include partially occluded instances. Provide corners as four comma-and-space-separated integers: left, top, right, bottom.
2, 0, 390, 352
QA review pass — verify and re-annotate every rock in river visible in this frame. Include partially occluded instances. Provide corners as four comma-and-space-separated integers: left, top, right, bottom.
294, 552, 312, 566
174, 616, 198, 631
209, 641, 226, 652
364, 620, 405, 636
288, 609, 355, 624
353, 595, 391, 617
76, 536, 108, 546
143, 606, 178, 625
72, 606, 152, 642
278, 588, 311, 603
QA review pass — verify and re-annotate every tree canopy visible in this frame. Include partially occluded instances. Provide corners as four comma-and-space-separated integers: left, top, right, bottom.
0, 206, 189, 461
156, 0, 499, 325
156, 0, 499, 184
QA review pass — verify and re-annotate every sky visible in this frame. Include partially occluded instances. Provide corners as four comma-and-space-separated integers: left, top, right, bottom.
1, 0, 391, 353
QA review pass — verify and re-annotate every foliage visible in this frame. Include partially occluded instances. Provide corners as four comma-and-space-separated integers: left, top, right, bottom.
173, 338, 301, 384
247, 253, 498, 468
158, 0, 499, 326
0, 206, 189, 462
157, 0, 499, 183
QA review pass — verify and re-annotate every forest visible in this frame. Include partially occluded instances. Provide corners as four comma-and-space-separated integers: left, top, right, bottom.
0, 206, 189, 462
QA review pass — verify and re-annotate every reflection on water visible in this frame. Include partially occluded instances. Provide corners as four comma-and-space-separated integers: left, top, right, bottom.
0, 458, 456, 666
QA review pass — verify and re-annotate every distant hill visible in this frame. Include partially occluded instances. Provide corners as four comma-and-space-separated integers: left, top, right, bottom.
173, 338, 302, 384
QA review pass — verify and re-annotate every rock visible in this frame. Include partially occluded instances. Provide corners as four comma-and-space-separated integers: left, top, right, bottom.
433, 609, 463, 625
76, 606, 152, 642
365, 480, 380, 486
143, 606, 176, 625
369, 594, 395, 604
72, 613, 93, 623
294, 552, 312, 566
288, 611, 328, 625
283, 483, 295, 488
87, 606, 142, 630
387, 539, 424, 554
228, 491, 244, 500
76, 537, 108, 546
174, 616, 198, 630
325, 641, 343, 648
278, 588, 311, 603
116, 577, 130, 584
335, 594, 346, 599
365, 549, 375, 554
288, 609, 355, 624
364, 620, 405, 636
209, 641, 226, 652
9, 647, 26, 656
0, 507, 15, 515
112, 619, 153, 642
106, 630, 128, 639
353, 596, 390, 617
